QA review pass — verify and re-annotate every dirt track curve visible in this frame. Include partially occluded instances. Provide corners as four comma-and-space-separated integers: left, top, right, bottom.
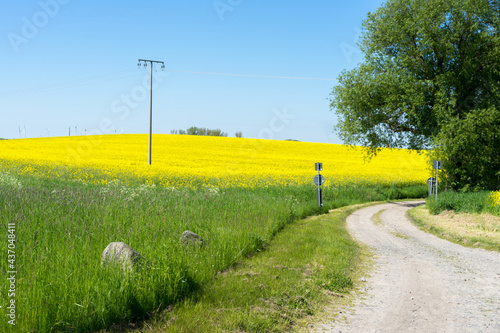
314, 201, 500, 333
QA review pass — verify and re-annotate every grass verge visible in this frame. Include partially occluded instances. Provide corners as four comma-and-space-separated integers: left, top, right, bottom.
425, 190, 500, 216
0, 170, 426, 332
408, 205, 500, 252
124, 205, 374, 333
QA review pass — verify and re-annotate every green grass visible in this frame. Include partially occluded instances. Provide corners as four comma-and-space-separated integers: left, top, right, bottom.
371, 209, 387, 227
408, 205, 500, 252
129, 206, 369, 333
413, 191, 500, 251
426, 190, 500, 216
0, 171, 427, 332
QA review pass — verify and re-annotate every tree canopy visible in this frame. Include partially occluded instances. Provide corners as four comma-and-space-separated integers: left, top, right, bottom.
330, 0, 500, 190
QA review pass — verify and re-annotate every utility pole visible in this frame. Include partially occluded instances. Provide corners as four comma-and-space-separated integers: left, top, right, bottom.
138, 59, 165, 165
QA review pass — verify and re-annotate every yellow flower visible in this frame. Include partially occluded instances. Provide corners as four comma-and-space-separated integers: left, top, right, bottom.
0, 134, 429, 187
490, 191, 500, 206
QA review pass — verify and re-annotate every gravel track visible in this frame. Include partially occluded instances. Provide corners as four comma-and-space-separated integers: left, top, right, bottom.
314, 201, 500, 333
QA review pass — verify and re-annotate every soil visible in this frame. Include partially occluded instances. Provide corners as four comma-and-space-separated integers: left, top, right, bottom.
313, 201, 500, 332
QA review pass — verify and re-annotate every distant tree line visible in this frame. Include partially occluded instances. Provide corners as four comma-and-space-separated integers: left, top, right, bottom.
171, 126, 243, 138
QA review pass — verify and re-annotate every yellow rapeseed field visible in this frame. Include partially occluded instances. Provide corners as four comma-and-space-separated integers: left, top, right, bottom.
0, 134, 429, 187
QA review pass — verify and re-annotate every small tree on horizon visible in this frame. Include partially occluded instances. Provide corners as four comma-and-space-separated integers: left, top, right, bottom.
173, 126, 229, 137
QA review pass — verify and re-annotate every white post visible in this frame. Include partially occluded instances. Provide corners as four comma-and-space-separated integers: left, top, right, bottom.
435, 167, 438, 201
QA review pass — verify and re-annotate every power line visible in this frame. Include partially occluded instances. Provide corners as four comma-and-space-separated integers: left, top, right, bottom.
165, 69, 337, 81
0, 69, 141, 98
0, 67, 337, 98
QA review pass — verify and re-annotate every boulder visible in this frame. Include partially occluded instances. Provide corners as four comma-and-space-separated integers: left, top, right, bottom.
181, 230, 204, 248
101, 242, 144, 272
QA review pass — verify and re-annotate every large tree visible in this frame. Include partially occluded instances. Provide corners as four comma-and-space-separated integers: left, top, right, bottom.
331, 0, 500, 190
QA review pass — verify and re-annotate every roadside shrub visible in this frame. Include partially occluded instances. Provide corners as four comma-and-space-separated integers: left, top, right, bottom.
426, 191, 492, 215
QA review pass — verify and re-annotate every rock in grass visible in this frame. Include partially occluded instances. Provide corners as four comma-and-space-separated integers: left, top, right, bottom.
101, 242, 144, 272
181, 230, 203, 248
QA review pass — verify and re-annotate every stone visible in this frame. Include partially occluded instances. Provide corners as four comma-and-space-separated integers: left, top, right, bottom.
101, 242, 144, 272
181, 230, 204, 247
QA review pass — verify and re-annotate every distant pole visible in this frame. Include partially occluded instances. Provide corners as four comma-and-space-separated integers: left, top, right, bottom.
138, 59, 165, 165
433, 161, 442, 201
149, 62, 152, 164
436, 167, 438, 201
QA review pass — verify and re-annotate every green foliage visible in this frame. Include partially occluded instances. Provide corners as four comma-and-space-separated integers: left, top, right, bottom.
330, 0, 500, 189
0, 173, 425, 332
317, 271, 354, 294
408, 204, 500, 252
157, 205, 365, 332
172, 126, 229, 137
0, 171, 22, 189
426, 190, 500, 216
437, 107, 500, 190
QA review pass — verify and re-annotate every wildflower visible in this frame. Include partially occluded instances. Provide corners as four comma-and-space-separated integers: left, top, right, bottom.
490, 191, 500, 206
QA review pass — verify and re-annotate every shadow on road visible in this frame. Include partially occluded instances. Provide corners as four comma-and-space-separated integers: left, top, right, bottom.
387, 201, 425, 208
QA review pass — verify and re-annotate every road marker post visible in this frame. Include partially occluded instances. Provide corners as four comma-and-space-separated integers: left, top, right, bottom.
314, 163, 325, 207
433, 161, 442, 201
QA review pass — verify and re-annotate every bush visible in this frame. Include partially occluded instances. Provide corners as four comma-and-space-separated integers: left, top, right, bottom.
426, 191, 494, 215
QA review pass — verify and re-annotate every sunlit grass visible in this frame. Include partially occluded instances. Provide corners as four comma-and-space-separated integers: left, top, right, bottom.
140, 207, 366, 333
426, 191, 500, 216
409, 205, 500, 252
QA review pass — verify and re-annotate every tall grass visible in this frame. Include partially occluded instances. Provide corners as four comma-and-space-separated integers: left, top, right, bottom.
0, 172, 426, 332
157, 206, 366, 332
426, 190, 500, 216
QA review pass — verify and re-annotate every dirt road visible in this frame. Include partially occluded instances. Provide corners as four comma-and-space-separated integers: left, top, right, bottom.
314, 201, 500, 332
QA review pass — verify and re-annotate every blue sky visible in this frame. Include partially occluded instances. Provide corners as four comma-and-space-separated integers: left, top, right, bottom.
1, 0, 384, 142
